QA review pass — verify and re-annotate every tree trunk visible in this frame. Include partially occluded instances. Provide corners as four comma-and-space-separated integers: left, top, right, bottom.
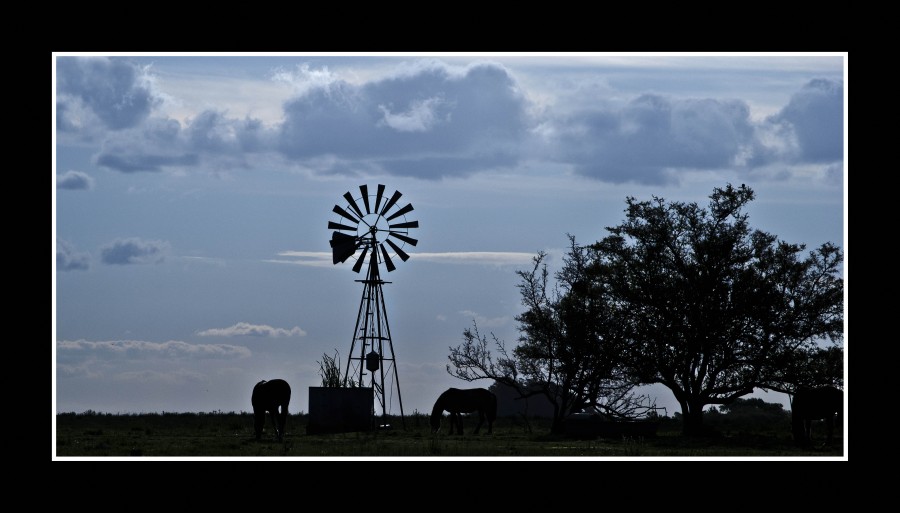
681, 398, 707, 437
550, 403, 565, 435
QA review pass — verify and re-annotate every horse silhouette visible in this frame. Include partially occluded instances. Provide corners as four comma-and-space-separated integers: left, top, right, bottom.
430, 387, 497, 435
792, 386, 842, 448
251, 379, 291, 441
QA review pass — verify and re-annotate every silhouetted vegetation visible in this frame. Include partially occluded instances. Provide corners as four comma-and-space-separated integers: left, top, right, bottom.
317, 350, 356, 387
448, 184, 844, 436
55, 400, 842, 457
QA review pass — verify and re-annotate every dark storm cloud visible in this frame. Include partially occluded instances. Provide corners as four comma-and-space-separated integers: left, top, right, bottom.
278, 61, 530, 179
57, 239, 90, 271
768, 78, 844, 163
56, 57, 160, 130
552, 94, 755, 185
57, 170, 94, 190
100, 237, 169, 265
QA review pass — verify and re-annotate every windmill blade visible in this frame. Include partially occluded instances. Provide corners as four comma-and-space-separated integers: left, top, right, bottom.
388, 231, 418, 246
385, 238, 410, 262
389, 220, 419, 230
352, 246, 369, 273
343, 192, 365, 219
360, 184, 370, 214
374, 184, 386, 214
380, 190, 403, 216
385, 203, 414, 221
380, 243, 396, 272
333, 205, 360, 224
328, 221, 357, 232
330, 231, 359, 264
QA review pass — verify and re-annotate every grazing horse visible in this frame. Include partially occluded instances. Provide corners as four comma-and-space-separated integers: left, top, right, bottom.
251, 379, 291, 441
792, 386, 842, 447
430, 387, 497, 435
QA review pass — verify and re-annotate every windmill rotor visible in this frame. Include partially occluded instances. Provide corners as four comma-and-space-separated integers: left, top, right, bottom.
328, 184, 419, 273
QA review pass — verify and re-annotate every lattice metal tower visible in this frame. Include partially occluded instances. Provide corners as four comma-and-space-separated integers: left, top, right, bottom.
327, 184, 418, 426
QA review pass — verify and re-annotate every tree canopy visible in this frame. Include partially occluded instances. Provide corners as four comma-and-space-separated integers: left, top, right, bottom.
447, 184, 844, 436
591, 184, 843, 434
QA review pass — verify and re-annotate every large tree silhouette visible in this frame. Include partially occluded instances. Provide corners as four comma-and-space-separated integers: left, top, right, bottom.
592, 184, 843, 435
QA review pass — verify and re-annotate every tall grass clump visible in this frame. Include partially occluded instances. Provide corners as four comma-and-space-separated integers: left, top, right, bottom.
317, 350, 356, 387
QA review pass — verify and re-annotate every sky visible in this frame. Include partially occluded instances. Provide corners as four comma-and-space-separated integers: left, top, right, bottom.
53, 53, 846, 419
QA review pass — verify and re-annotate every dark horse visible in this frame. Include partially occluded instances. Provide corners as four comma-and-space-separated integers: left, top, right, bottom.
430, 387, 497, 435
792, 386, 842, 447
252, 379, 291, 441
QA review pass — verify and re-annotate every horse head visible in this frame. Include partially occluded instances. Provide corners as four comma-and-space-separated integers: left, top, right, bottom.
430, 411, 442, 433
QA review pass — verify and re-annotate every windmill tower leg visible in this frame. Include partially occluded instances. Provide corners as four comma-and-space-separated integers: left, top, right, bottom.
343, 244, 406, 429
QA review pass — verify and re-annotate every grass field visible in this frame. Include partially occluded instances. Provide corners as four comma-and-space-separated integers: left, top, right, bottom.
54, 411, 845, 458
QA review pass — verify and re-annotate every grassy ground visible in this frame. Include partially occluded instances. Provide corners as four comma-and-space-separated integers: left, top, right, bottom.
54, 411, 845, 458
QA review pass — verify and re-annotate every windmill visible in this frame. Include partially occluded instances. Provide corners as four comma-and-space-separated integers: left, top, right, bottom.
328, 184, 418, 426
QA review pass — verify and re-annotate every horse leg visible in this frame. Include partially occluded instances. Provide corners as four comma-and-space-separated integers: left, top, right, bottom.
473, 411, 483, 434
269, 409, 280, 440
254, 410, 265, 440
454, 412, 463, 435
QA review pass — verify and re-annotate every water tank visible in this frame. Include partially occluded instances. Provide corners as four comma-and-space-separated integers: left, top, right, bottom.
366, 351, 380, 372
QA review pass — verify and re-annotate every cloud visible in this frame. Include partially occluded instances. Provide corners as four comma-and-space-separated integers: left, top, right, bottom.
270, 250, 535, 268
196, 322, 307, 338
278, 60, 531, 179
550, 94, 755, 184
57, 239, 90, 271
756, 79, 844, 165
60, 59, 842, 184
57, 361, 102, 378
186, 110, 271, 154
93, 112, 272, 173
378, 97, 447, 132
57, 170, 94, 190
56, 101, 79, 132
57, 339, 251, 359
410, 251, 535, 266
270, 63, 338, 96
265, 251, 333, 267
56, 57, 160, 130
93, 118, 198, 172
100, 237, 170, 265
458, 310, 511, 329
